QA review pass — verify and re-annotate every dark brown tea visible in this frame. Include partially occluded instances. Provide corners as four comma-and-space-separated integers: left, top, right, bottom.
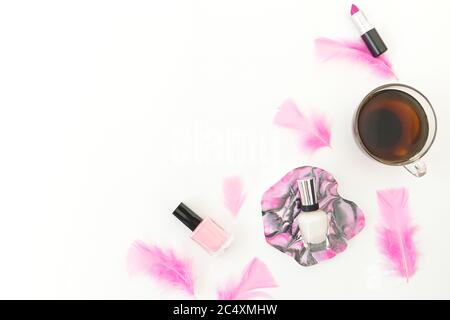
357, 89, 429, 164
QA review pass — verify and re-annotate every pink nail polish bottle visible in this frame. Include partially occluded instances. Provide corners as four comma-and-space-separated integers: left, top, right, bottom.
173, 203, 233, 255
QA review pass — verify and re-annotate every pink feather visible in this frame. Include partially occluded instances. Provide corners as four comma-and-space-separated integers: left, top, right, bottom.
376, 188, 418, 281
223, 176, 246, 217
315, 37, 397, 79
127, 241, 195, 296
218, 258, 277, 300
274, 99, 331, 153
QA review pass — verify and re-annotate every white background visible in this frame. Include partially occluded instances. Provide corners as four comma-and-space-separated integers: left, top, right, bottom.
0, 0, 449, 299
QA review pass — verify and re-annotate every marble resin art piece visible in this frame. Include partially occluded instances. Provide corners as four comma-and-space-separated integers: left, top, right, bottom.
261, 166, 365, 266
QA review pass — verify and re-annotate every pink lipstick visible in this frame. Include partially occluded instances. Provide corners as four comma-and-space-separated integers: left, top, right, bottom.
350, 4, 387, 57
173, 202, 233, 255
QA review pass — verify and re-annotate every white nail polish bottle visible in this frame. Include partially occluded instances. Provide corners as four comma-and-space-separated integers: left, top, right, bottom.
297, 177, 329, 252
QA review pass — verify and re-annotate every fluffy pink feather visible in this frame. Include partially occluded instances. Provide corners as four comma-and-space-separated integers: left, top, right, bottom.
315, 37, 397, 79
274, 99, 331, 153
218, 258, 277, 300
127, 241, 195, 296
223, 176, 246, 217
376, 188, 418, 281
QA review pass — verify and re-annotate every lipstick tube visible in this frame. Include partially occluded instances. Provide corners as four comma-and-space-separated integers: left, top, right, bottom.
351, 4, 387, 57
172, 202, 233, 255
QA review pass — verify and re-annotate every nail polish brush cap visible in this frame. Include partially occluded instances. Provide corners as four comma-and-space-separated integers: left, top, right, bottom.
172, 202, 203, 231
297, 177, 320, 212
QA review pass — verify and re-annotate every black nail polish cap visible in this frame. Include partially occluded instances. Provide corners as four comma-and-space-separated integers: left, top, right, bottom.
172, 202, 203, 231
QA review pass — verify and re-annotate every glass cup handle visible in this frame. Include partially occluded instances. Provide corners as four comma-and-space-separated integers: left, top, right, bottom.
403, 160, 427, 177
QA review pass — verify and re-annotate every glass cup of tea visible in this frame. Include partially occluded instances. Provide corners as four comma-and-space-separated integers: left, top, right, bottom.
353, 83, 437, 177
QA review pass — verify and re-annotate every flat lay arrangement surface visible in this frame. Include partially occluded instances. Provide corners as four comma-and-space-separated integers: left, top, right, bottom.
0, 0, 449, 300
